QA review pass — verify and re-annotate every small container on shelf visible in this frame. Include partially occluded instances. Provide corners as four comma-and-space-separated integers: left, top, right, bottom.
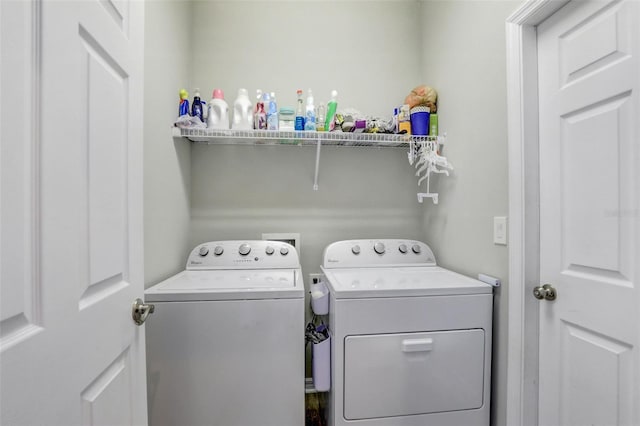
279, 107, 295, 131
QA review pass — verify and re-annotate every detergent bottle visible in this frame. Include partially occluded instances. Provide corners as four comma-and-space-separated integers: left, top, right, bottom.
232, 88, 253, 130
207, 89, 230, 130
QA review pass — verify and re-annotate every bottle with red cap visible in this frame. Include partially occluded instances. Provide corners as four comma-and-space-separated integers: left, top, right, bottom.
207, 89, 229, 130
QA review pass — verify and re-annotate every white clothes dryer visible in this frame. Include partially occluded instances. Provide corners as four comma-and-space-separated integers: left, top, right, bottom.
321, 239, 493, 426
145, 240, 305, 426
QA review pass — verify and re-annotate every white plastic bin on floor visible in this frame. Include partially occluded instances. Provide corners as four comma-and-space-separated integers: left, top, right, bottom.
312, 335, 331, 392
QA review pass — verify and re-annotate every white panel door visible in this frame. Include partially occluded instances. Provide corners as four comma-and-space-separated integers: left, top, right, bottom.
0, 0, 146, 424
538, 1, 639, 425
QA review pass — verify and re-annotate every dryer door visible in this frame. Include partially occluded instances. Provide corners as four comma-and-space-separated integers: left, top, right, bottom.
343, 329, 485, 420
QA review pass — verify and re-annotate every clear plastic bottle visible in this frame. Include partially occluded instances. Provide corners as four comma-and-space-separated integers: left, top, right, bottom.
267, 92, 278, 130
316, 102, 326, 132
254, 89, 263, 129
325, 90, 338, 132
304, 89, 316, 131
254, 90, 266, 130
295, 89, 305, 131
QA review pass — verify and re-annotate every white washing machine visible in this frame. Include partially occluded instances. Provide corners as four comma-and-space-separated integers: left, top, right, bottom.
144, 240, 305, 426
321, 239, 493, 426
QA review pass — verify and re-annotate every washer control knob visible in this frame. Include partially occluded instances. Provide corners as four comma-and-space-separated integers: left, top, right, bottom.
398, 244, 408, 254
239, 244, 251, 256
352, 245, 361, 255
265, 246, 275, 256
374, 242, 386, 254
198, 246, 209, 257
412, 244, 422, 254
280, 246, 289, 256
213, 246, 224, 256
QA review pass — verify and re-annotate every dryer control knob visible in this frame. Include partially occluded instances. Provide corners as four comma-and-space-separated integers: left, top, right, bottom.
265, 246, 275, 255
351, 245, 361, 255
374, 242, 386, 254
412, 244, 421, 254
398, 244, 408, 254
239, 244, 251, 256
280, 246, 289, 256
198, 246, 209, 257
213, 246, 224, 256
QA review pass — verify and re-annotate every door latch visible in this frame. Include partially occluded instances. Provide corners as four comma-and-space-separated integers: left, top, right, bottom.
533, 284, 557, 301
132, 298, 155, 325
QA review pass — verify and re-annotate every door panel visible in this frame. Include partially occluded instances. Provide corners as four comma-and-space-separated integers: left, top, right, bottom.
538, 1, 639, 425
560, 322, 633, 426
0, 0, 146, 423
81, 349, 133, 426
0, 0, 42, 352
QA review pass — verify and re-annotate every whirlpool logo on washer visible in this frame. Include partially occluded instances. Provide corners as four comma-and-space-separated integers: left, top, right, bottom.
327, 259, 340, 263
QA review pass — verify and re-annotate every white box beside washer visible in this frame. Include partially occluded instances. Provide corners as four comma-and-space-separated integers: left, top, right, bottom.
145, 241, 305, 426
321, 239, 493, 426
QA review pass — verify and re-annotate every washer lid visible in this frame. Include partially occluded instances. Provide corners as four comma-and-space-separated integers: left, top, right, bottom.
321, 267, 492, 298
144, 269, 303, 302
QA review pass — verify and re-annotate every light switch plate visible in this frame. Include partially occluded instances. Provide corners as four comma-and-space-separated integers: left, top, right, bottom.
493, 216, 507, 245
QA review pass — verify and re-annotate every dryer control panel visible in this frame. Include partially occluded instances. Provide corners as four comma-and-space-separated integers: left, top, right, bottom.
322, 239, 436, 269
187, 240, 300, 270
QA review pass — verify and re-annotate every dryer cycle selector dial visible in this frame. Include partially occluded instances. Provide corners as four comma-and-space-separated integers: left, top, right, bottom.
398, 244, 408, 254
280, 247, 289, 256
374, 242, 386, 254
239, 244, 251, 256
412, 244, 421, 254
198, 246, 209, 257
352, 245, 361, 255
265, 246, 275, 256
213, 246, 224, 256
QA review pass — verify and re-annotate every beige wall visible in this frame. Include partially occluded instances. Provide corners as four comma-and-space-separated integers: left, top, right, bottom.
144, 0, 193, 286
419, 2, 518, 426
188, 0, 426, 277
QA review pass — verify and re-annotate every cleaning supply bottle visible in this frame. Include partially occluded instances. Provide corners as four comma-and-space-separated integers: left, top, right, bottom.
191, 88, 205, 122
267, 92, 279, 130
253, 91, 269, 130
316, 102, 326, 132
232, 88, 253, 130
207, 89, 230, 129
304, 89, 316, 131
295, 89, 305, 131
254, 89, 262, 129
325, 90, 338, 131
179, 89, 190, 117
429, 113, 439, 136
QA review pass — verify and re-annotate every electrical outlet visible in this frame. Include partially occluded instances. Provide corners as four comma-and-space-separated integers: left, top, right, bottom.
308, 273, 323, 286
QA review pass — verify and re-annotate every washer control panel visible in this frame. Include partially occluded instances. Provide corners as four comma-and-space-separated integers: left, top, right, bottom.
322, 239, 436, 268
187, 240, 299, 270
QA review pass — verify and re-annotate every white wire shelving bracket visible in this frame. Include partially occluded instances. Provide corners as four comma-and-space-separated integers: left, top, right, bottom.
173, 127, 440, 191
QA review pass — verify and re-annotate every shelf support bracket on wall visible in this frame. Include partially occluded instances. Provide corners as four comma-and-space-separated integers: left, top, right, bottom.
313, 137, 322, 191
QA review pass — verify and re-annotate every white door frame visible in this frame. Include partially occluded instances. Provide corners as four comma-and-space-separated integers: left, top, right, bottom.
505, 1, 569, 425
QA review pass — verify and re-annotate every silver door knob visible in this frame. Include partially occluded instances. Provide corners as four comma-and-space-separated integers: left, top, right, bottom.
533, 284, 557, 301
132, 298, 155, 325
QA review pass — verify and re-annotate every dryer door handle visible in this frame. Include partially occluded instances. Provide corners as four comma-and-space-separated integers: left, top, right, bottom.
401, 338, 433, 353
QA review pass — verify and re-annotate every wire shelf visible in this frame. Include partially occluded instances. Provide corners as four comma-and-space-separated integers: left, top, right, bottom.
172, 127, 440, 148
